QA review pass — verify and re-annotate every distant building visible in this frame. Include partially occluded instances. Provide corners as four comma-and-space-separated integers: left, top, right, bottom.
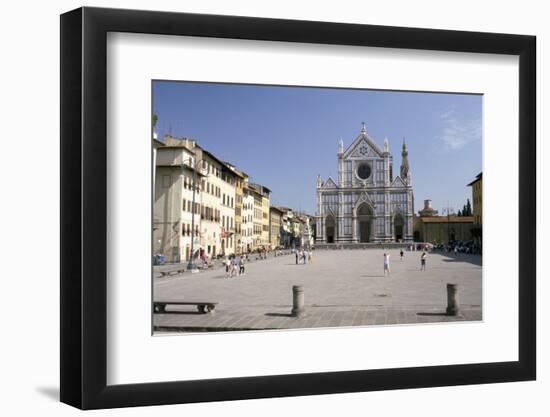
154, 142, 204, 263
241, 183, 255, 253
217, 159, 239, 256
316, 123, 414, 244
246, 183, 264, 250
414, 215, 474, 243
249, 183, 271, 249
278, 207, 299, 248
153, 133, 310, 259
156, 135, 238, 260
418, 199, 439, 217
298, 214, 314, 249
224, 163, 248, 254
152, 137, 164, 191
467, 172, 483, 249
269, 206, 283, 249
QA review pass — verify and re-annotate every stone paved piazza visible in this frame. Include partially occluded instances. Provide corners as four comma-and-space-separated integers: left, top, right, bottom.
153, 248, 482, 333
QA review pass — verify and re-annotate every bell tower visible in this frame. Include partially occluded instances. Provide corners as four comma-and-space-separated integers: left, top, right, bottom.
400, 138, 411, 184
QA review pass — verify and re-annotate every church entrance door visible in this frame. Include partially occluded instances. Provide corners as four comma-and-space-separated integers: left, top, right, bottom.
325, 215, 336, 243
357, 203, 373, 243
359, 221, 370, 243
394, 214, 404, 242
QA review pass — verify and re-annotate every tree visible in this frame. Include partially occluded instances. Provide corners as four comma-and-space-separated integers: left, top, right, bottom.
466, 199, 472, 216
457, 209, 462, 217
152, 113, 158, 128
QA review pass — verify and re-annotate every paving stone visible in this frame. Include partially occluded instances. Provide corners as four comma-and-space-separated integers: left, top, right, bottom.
153, 250, 482, 332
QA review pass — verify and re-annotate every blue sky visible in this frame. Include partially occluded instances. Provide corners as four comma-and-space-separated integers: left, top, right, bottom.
153, 81, 482, 215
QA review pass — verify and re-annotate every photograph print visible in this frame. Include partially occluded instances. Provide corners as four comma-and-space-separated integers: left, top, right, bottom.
152, 81, 482, 334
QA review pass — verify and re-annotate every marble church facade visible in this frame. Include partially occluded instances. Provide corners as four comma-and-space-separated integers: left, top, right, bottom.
315, 124, 414, 244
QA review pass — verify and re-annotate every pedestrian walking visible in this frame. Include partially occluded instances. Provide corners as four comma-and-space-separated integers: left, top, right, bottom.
454, 246, 458, 256
303, 250, 308, 265
383, 252, 390, 276
420, 251, 427, 271
230, 255, 238, 277
224, 257, 231, 278
239, 255, 245, 275
295, 250, 299, 265
400, 249, 404, 261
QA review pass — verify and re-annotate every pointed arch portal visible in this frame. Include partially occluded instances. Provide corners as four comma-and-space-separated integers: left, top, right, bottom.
394, 213, 404, 242
357, 203, 374, 243
325, 215, 336, 243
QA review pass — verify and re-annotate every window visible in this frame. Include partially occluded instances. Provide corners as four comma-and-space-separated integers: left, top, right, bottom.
356, 163, 372, 180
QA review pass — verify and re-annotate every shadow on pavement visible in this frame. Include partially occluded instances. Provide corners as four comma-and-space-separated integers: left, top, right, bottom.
416, 311, 450, 317
156, 310, 205, 315
265, 312, 294, 318
440, 255, 482, 267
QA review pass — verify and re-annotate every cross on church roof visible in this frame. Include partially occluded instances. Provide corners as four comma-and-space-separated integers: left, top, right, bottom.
360, 122, 367, 133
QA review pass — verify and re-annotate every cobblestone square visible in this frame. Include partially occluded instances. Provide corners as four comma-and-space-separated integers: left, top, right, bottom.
153, 248, 482, 333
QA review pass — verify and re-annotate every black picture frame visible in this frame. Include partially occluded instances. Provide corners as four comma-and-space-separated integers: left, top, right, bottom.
60, 6, 536, 410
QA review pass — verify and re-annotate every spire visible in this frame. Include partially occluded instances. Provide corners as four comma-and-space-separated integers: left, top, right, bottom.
384, 137, 389, 153
360, 122, 367, 134
400, 137, 410, 180
338, 138, 344, 154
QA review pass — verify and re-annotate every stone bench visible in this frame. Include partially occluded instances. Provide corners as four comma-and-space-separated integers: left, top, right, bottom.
153, 301, 218, 314
158, 267, 186, 277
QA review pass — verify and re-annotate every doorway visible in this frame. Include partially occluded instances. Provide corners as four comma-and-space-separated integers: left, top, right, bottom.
359, 221, 370, 243
325, 215, 336, 243
394, 214, 404, 242
357, 203, 373, 243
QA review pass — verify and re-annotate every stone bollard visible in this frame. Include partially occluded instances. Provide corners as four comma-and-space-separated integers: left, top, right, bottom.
446, 283, 460, 316
291, 285, 305, 317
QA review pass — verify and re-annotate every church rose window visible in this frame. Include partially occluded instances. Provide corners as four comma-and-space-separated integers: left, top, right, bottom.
356, 163, 372, 180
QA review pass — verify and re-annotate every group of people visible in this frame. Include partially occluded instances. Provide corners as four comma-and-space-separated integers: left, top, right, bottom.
382, 249, 428, 276
295, 248, 312, 265
256, 247, 269, 260
224, 254, 247, 278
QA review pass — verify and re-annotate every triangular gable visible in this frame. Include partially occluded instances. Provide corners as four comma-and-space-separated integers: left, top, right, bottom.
343, 132, 384, 159
325, 205, 337, 216
391, 176, 407, 187
321, 177, 338, 189
355, 191, 374, 207
392, 206, 405, 216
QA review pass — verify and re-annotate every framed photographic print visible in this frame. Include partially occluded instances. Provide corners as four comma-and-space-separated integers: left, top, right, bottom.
60, 6, 536, 410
